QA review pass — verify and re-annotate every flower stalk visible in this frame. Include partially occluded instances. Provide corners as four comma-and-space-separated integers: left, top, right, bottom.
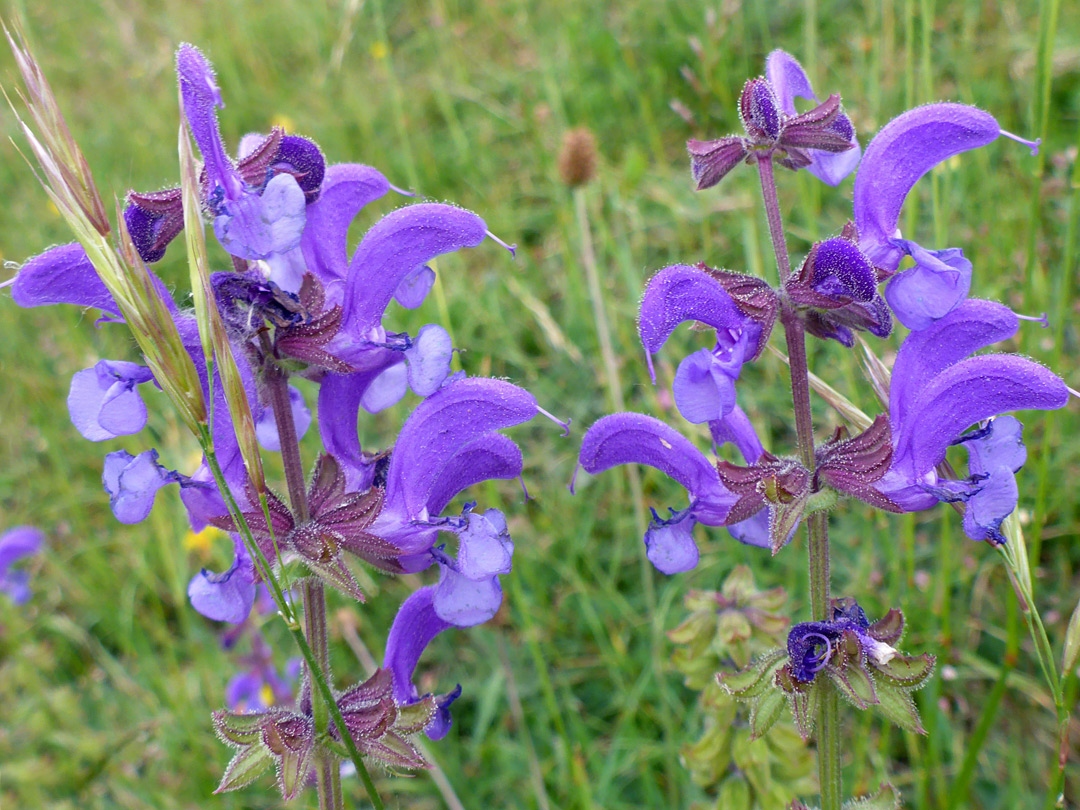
757, 155, 842, 810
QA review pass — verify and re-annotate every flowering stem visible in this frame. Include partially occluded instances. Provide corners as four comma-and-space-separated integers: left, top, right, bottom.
263, 363, 346, 810
757, 155, 842, 810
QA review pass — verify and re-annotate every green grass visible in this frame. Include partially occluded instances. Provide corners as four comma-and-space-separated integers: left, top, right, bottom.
0, 1, 1079, 808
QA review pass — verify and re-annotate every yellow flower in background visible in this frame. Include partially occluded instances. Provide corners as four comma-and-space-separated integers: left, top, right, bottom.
184, 525, 229, 559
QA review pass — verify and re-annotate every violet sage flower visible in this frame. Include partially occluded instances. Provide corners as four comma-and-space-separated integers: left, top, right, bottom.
0, 526, 44, 605
854, 103, 1041, 330
875, 299, 1068, 540
577, 409, 770, 574
638, 264, 772, 424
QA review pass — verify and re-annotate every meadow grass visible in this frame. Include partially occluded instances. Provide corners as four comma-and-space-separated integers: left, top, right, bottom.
0, 1, 1078, 808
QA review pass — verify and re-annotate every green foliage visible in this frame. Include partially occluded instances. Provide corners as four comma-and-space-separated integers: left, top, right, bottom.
673, 567, 815, 808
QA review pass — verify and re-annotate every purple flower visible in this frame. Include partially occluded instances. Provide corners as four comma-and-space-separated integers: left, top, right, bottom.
786, 234, 893, 346
0, 526, 44, 605
123, 45, 330, 272
877, 300, 1068, 536
638, 264, 768, 422
765, 50, 861, 185
67, 360, 155, 441
364, 377, 545, 593
103, 449, 183, 524
225, 634, 299, 711
383, 586, 461, 740
188, 534, 258, 623
854, 103, 1039, 329
576, 409, 769, 574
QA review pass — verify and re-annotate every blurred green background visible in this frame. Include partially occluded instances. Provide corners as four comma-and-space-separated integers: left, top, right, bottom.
0, 0, 1078, 808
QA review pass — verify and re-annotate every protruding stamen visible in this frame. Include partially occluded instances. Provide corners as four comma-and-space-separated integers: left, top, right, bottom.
537, 404, 571, 437
568, 464, 581, 494
999, 129, 1041, 156
1016, 311, 1049, 328
388, 181, 416, 197
645, 349, 657, 385
1067, 385, 1080, 402
519, 477, 531, 502
485, 230, 517, 259
0, 275, 15, 290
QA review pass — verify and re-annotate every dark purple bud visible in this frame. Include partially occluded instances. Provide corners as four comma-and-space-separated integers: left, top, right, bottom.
274, 135, 326, 202
739, 77, 781, 141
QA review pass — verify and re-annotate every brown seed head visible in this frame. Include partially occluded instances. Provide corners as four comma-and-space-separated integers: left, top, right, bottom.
557, 127, 598, 188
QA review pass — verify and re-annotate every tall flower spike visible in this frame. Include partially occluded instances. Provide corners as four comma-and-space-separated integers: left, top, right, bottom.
854, 103, 1039, 329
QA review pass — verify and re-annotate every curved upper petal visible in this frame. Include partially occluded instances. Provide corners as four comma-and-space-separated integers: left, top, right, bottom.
897, 354, 1068, 474
383, 586, 453, 706
177, 43, 243, 200
426, 433, 524, 518
709, 405, 765, 464
578, 412, 734, 522
385, 378, 538, 519
890, 299, 1018, 433
764, 50, 860, 186
340, 203, 487, 338
765, 50, 816, 114
299, 164, 392, 301
12, 243, 120, 314
854, 104, 999, 270
638, 264, 744, 381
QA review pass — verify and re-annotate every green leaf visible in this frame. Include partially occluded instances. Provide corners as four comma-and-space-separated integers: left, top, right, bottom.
749, 687, 785, 739
873, 680, 926, 734
214, 744, 273, 794
828, 662, 878, 710
717, 648, 786, 698
843, 782, 902, 809
212, 709, 268, 747
874, 653, 935, 688
716, 775, 753, 810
